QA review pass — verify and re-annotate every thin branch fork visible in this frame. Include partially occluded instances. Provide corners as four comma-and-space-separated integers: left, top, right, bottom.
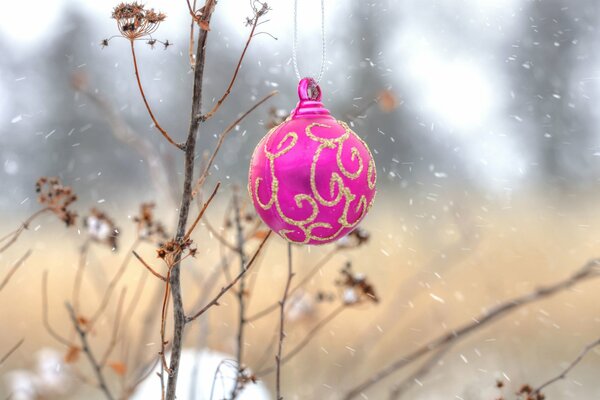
185, 230, 272, 323
532, 336, 600, 396
342, 259, 600, 400
0, 208, 50, 254
66, 302, 115, 400
192, 90, 278, 198
201, 11, 261, 122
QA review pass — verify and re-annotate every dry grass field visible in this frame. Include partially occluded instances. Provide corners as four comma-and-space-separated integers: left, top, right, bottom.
1, 187, 599, 399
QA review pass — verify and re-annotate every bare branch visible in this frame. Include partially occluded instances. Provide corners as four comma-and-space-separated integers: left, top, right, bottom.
276, 243, 295, 399
66, 302, 115, 400
388, 345, 452, 400
0, 208, 49, 254
133, 251, 167, 281
191, 90, 278, 198
0, 250, 32, 292
185, 230, 272, 323
99, 288, 128, 367
342, 259, 600, 399
0, 338, 24, 367
201, 10, 261, 121
89, 240, 139, 326
257, 303, 347, 377
246, 247, 338, 322
532, 336, 600, 396
42, 271, 73, 347
129, 41, 183, 150
184, 182, 220, 240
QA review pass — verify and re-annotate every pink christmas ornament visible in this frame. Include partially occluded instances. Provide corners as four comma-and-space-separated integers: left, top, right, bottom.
248, 78, 376, 245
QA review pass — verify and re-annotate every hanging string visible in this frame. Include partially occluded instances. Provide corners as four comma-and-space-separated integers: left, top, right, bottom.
292, 0, 326, 84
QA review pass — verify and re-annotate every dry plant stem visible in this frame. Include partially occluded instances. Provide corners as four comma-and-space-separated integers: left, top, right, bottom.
0, 338, 24, 366
0, 208, 49, 254
42, 271, 73, 347
133, 251, 167, 281
342, 259, 600, 400
276, 243, 294, 400
532, 336, 600, 396
247, 247, 338, 322
165, 2, 215, 395
388, 345, 452, 400
184, 182, 220, 240
257, 303, 346, 377
185, 231, 272, 323
66, 302, 115, 400
0, 250, 32, 291
129, 40, 182, 150
89, 240, 139, 326
72, 240, 90, 316
230, 190, 248, 398
201, 13, 260, 121
99, 288, 127, 367
191, 90, 278, 197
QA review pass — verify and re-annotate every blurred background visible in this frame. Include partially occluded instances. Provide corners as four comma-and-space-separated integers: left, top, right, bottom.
1, 0, 600, 399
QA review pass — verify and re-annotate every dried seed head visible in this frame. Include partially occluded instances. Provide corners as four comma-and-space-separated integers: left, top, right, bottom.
36, 177, 78, 227
335, 262, 379, 305
134, 202, 169, 245
112, 2, 166, 40
84, 208, 120, 250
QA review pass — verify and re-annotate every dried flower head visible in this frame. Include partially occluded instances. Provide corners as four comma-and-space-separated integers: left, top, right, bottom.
84, 208, 120, 250
335, 262, 379, 305
157, 237, 196, 267
112, 2, 166, 40
336, 227, 370, 249
133, 202, 169, 245
35, 177, 78, 226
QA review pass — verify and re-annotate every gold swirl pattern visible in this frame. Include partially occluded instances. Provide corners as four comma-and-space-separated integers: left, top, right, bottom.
250, 120, 376, 244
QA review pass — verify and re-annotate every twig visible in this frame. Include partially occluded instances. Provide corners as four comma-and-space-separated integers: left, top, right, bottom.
42, 271, 73, 347
66, 302, 115, 400
388, 344, 452, 399
342, 259, 600, 399
191, 90, 278, 198
99, 288, 127, 367
201, 11, 261, 121
0, 339, 24, 367
133, 251, 167, 281
72, 240, 90, 316
257, 303, 347, 377
185, 230, 272, 323
0, 208, 49, 254
276, 243, 294, 399
230, 189, 248, 399
0, 250, 32, 292
532, 336, 600, 396
246, 247, 338, 322
129, 40, 182, 150
184, 182, 220, 240
89, 240, 139, 326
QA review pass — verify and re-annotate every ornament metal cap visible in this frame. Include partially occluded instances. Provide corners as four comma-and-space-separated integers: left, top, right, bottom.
290, 78, 333, 120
